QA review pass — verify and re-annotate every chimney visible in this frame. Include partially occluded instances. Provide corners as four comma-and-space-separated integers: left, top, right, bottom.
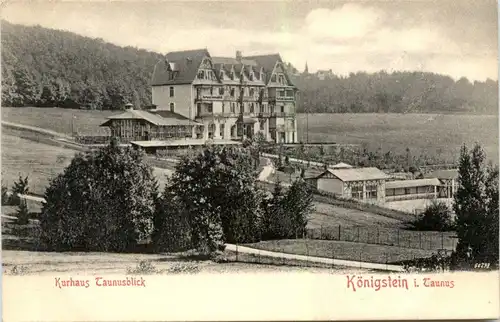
236, 50, 242, 62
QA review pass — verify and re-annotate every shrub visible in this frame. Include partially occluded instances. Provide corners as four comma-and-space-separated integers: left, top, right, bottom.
127, 261, 158, 274
410, 200, 454, 231
166, 263, 200, 274
39, 139, 158, 252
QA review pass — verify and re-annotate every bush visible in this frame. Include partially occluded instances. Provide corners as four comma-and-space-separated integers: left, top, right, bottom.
410, 200, 454, 231
39, 140, 158, 252
127, 261, 158, 274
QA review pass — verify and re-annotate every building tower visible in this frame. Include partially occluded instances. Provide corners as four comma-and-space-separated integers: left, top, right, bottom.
304, 61, 309, 75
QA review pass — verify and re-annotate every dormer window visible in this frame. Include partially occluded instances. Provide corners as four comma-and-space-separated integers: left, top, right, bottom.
271, 74, 277, 82
249, 73, 253, 81
219, 71, 224, 79
230, 72, 234, 80
198, 70, 205, 79
255, 72, 260, 81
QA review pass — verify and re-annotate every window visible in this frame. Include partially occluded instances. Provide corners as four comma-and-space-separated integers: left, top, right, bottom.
366, 185, 378, 199
280, 105, 285, 113
249, 73, 253, 81
207, 104, 213, 113
219, 71, 224, 79
210, 87, 214, 95
230, 88, 235, 97
250, 103, 254, 113
249, 88, 254, 97
198, 70, 205, 79
271, 74, 277, 82
286, 90, 293, 97
351, 185, 363, 200
260, 120, 265, 131
222, 102, 225, 114
219, 87, 224, 95
259, 104, 264, 113
230, 72, 234, 80
220, 124, 224, 137
169, 102, 175, 112
169, 86, 174, 97
255, 73, 260, 80
230, 103, 236, 113
241, 103, 245, 113
279, 75, 285, 84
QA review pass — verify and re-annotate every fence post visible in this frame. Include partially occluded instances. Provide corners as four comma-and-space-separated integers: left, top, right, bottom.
320, 225, 323, 239
419, 231, 422, 249
377, 227, 380, 244
357, 227, 360, 243
338, 224, 341, 241
441, 232, 444, 249
236, 243, 238, 262
397, 230, 400, 247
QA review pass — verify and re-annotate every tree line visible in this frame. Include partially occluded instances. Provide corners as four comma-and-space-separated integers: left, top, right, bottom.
291, 71, 498, 114
2, 21, 498, 114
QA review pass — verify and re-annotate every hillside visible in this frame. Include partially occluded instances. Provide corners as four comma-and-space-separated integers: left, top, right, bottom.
1, 21, 498, 113
1, 21, 163, 110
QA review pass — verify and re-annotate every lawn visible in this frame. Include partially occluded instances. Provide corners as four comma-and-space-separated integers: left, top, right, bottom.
2, 107, 113, 136
245, 239, 438, 264
296, 113, 499, 164
1, 133, 78, 195
3, 108, 497, 164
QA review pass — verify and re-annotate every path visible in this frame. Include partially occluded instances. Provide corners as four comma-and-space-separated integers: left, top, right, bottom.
225, 244, 405, 272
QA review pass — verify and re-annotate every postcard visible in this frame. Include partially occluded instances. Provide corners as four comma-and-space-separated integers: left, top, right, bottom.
1, 0, 499, 321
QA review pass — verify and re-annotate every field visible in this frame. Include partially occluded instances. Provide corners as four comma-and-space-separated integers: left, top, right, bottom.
3, 108, 497, 164
296, 113, 498, 164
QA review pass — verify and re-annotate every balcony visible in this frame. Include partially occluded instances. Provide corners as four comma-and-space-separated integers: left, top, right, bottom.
195, 94, 225, 101
196, 111, 238, 118
385, 192, 437, 202
269, 96, 295, 102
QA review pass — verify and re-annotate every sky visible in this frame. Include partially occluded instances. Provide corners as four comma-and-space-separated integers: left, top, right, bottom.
2, 0, 498, 81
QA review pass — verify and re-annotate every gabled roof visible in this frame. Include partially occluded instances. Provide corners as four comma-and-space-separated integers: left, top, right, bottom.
243, 54, 282, 72
100, 109, 200, 127
330, 162, 353, 169
151, 49, 209, 86
318, 167, 389, 182
386, 178, 442, 189
424, 169, 459, 180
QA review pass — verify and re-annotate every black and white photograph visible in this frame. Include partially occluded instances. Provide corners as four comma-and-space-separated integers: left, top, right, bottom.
1, 0, 499, 320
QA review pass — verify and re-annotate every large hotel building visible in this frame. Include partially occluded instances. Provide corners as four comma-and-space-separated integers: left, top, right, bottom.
150, 49, 298, 144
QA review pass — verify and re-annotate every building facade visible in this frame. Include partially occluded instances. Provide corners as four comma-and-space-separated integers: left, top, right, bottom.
151, 49, 299, 143
100, 105, 198, 142
385, 178, 440, 202
306, 167, 389, 204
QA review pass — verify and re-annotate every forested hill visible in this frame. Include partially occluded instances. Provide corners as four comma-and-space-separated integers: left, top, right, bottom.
2, 21, 498, 113
291, 72, 498, 114
1, 21, 163, 110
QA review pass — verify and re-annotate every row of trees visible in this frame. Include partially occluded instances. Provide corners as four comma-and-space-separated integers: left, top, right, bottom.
2, 21, 498, 114
39, 140, 315, 254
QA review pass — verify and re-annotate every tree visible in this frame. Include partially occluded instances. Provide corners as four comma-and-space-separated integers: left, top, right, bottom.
260, 180, 291, 240
283, 179, 314, 237
10, 175, 29, 206
152, 185, 191, 252
39, 139, 158, 252
16, 199, 30, 225
167, 145, 262, 254
411, 200, 454, 231
453, 143, 499, 268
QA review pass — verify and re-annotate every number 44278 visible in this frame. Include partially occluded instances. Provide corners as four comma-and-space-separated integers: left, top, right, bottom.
474, 263, 491, 269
